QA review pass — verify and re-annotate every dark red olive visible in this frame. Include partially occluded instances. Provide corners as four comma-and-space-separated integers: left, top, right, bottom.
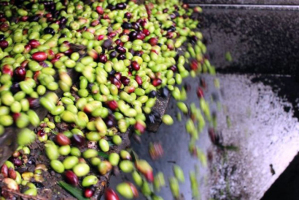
98, 35, 104, 41
0, 40, 8, 49
20, 16, 29, 22
115, 39, 122, 46
131, 22, 140, 31
124, 12, 132, 19
105, 188, 119, 200
152, 78, 162, 87
8, 168, 16, 180
32, 52, 47, 62
13, 67, 26, 81
28, 39, 40, 48
148, 38, 158, 46
135, 75, 142, 86
27, 97, 40, 108
12, 113, 21, 121
142, 29, 150, 36
98, 54, 108, 63
109, 77, 122, 89
11, 157, 22, 167
56, 133, 71, 146
136, 32, 145, 40
115, 45, 126, 54
170, 65, 177, 72
96, 6, 104, 15
190, 60, 199, 71
196, 87, 204, 98
120, 76, 130, 86
134, 51, 143, 57
131, 61, 140, 71
65, 170, 79, 186
134, 122, 145, 134
114, 72, 121, 80
71, 134, 85, 147
84, 188, 94, 198
108, 32, 116, 38
140, 20, 147, 28
107, 100, 118, 111
37, 129, 46, 137
166, 32, 174, 39
1, 164, 8, 178
2, 65, 13, 76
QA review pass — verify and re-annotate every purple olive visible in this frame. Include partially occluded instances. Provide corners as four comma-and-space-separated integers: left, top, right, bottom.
71, 134, 85, 147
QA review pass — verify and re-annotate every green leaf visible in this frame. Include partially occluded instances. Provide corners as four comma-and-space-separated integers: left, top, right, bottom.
108, 140, 114, 147
59, 181, 89, 200
98, 151, 109, 159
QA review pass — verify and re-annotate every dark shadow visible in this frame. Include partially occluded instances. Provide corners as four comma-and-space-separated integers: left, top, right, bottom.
262, 153, 299, 200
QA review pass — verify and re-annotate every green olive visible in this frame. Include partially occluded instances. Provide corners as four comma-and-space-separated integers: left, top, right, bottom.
50, 160, 65, 173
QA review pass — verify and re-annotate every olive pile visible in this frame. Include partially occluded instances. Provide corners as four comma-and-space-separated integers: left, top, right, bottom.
0, 0, 214, 199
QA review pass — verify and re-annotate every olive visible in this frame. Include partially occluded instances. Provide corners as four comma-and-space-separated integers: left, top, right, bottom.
110, 51, 117, 58
167, 26, 176, 32
44, 27, 55, 35
118, 54, 126, 60
102, 39, 113, 49
122, 22, 132, 29
129, 31, 138, 41
131, 22, 140, 31
10, 83, 20, 94
148, 90, 157, 98
107, 4, 116, 11
116, 3, 127, 10
161, 87, 169, 98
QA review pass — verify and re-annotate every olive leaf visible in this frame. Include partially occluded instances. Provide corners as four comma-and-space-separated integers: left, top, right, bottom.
107, 140, 114, 147
59, 181, 89, 200
98, 152, 109, 159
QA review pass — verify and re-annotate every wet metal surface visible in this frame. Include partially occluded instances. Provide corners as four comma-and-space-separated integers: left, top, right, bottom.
212, 74, 299, 200
198, 6, 299, 75
108, 75, 220, 200
185, 0, 299, 5
108, 73, 299, 200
